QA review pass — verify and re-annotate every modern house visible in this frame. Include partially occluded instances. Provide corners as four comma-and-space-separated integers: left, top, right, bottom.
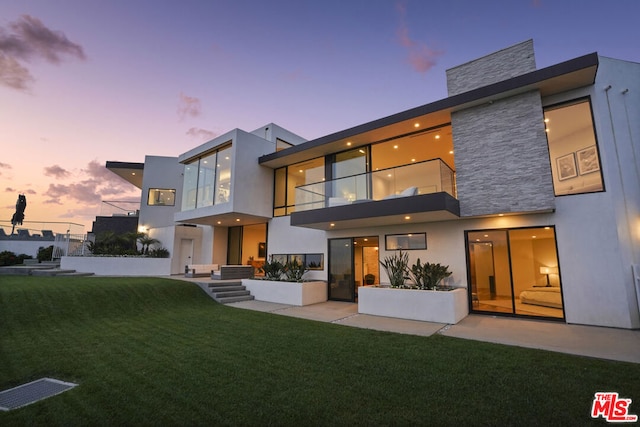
104, 40, 640, 329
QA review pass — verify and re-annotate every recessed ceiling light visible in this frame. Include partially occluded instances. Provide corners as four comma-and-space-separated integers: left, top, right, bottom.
435, 135, 440, 139
299, 169, 303, 173
414, 123, 420, 128
498, 214, 504, 217
358, 149, 365, 154
544, 118, 550, 123
132, 172, 136, 175
330, 223, 335, 227
217, 221, 221, 224
346, 142, 352, 146
532, 235, 537, 239
544, 226, 550, 230
404, 216, 411, 220
411, 158, 416, 162
449, 150, 454, 154
393, 145, 398, 149
235, 218, 240, 222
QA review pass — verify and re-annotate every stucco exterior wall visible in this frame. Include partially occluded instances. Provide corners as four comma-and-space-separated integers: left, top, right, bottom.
138, 156, 183, 230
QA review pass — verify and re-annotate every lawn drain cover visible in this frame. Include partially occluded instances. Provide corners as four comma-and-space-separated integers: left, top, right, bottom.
0, 378, 78, 411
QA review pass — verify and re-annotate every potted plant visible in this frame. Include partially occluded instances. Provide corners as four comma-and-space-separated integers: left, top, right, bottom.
244, 256, 326, 306
360, 253, 467, 323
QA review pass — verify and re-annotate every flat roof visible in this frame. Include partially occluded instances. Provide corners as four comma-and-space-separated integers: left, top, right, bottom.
259, 53, 598, 168
105, 161, 144, 188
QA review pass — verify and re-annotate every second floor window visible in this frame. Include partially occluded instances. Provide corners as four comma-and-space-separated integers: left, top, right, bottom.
544, 99, 604, 196
181, 143, 233, 211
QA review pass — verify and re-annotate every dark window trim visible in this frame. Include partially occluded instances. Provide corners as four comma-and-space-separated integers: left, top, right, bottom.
543, 96, 605, 197
384, 232, 427, 250
464, 225, 565, 322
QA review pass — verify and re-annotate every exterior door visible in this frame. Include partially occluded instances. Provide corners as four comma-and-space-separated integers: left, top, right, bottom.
180, 239, 194, 272
227, 226, 243, 265
328, 238, 354, 301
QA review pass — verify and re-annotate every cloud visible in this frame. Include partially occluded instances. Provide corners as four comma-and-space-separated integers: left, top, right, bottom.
0, 162, 11, 169
43, 160, 139, 206
177, 93, 202, 120
186, 127, 217, 141
0, 15, 86, 91
396, 2, 443, 73
25, 189, 36, 195
44, 164, 71, 179
5, 187, 15, 192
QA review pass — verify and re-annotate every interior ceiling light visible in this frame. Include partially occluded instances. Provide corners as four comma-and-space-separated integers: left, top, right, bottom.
414, 123, 420, 128
404, 216, 411, 220
235, 218, 240, 222
330, 223, 335, 227
358, 149, 365, 154
393, 145, 398, 149
435, 135, 440, 139
346, 142, 352, 146
449, 150, 454, 154
217, 221, 221, 224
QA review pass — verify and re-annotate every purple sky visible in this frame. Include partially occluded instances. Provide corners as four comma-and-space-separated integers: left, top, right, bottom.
1, 0, 639, 232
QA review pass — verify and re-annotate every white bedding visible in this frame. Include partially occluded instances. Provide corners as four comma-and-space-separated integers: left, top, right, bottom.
519, 286, 563, 309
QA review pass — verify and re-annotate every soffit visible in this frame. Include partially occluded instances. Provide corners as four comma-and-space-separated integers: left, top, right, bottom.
259, 53, 598, 169
105, 161, 144, 188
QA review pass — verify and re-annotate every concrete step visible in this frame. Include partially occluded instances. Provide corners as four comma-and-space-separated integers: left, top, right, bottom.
206, 281, 243, 288
212, 290, 251, 299
215, 295, 255, 304
210, 285, 246, 293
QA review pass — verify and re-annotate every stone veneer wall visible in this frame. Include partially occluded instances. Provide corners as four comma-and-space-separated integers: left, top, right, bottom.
446, 40, 536, 96
452, 90, 555, 217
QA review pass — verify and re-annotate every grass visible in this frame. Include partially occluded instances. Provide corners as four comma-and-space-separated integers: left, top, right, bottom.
0, 276, 638, 426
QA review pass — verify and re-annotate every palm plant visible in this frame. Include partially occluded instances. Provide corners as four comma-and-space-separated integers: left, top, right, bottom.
137, 234, 160, 255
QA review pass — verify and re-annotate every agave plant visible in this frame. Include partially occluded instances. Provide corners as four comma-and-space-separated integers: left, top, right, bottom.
283, 258, 308, 282
260, 256, 285, 280
379, 250, 409, 288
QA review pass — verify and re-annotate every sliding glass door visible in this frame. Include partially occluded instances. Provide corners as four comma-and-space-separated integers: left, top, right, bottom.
466, 227, 564, 319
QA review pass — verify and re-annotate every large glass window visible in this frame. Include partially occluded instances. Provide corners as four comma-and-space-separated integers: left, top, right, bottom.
215, 145, 232, 204
273, 157, 324, 216
544, 99, 604, 196
199, 152, 217, 207
182, 161, 199, 210
332, 147, 369, 202
180, 143, 232, 211
466, 226, 563, 319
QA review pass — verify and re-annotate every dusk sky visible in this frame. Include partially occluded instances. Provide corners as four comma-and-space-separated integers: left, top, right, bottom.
1, 0, 639, 233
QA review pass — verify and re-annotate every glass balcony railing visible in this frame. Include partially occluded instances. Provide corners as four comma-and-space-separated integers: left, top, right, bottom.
294, 159, 456, 212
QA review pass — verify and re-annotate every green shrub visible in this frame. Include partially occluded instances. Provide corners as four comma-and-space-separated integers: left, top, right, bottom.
0, 250, 31, 266
37, 245, 53, 262
260, 256, 285, 280
379, 251, 409, 288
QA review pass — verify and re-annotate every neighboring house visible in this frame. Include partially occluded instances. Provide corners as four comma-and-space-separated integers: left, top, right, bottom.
107, 40, 640, 329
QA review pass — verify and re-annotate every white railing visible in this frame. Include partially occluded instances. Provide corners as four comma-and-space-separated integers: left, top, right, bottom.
52, 233, 91, 259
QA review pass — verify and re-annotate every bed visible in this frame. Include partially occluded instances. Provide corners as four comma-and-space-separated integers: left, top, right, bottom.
519, 286, 563, 309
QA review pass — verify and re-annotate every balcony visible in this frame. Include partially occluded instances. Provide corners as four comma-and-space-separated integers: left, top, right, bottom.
290, 159, 460, 230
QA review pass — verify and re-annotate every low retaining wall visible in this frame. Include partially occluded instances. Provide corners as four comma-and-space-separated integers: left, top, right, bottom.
358, 286, 468, 324
242, 279, 327, 306
61, 256, 172, 276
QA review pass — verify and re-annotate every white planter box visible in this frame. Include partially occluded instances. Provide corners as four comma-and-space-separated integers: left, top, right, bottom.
242, 279, 327, 306
61, 256, 172, 276
358, 286, 468, 324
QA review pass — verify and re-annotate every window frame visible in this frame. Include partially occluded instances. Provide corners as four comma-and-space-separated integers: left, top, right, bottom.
147, 188, 176, 206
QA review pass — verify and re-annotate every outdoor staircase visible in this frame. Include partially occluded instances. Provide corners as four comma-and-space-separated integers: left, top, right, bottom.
0, 260, 94, 276
205, 281, 254, 304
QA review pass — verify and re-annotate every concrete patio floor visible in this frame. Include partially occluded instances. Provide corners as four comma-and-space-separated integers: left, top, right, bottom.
227, 299, 640, 364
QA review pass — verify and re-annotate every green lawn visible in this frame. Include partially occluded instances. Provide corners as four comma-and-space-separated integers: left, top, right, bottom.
1, 276, 638, 426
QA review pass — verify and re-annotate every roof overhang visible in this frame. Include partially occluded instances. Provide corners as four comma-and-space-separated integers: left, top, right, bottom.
105, 161, 144, 188
290, 192, 460, 231
259, 53, 599, 169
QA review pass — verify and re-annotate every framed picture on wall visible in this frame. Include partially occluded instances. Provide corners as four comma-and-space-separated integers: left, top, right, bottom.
556, 153, 577, 181
576, 146, 600, 175
258, 242, 266, 258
